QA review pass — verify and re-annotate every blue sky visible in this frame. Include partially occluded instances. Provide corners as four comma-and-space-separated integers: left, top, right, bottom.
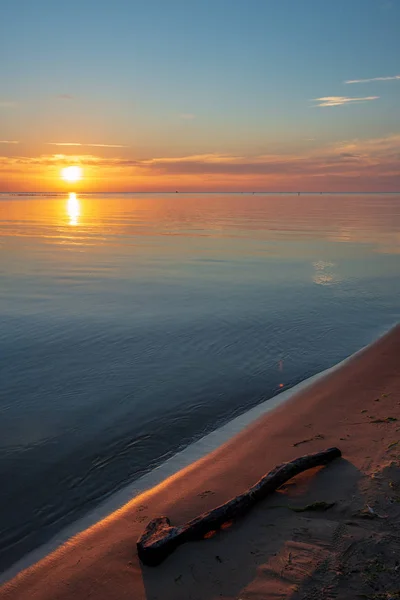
1, 0, 399, 190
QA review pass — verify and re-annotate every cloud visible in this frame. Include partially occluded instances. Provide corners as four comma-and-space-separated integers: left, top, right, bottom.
312, 96, 379, 107
48, 142, 128, 148
89, 144, 128, 148
338, 152, 361, 158
2, 133, 399, 192
135, 134, 400, 179
0, 140, 19, 144
143, 153, 239, 165
8, 133, 399, 177
334, 134, 400, 162
180, 113, 195, 120
0, 153, 108, 168
0, 101, 16, 108
345, 75, 400, 84
56, 94, 73, 100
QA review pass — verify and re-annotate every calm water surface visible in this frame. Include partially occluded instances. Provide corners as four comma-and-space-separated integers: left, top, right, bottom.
0, 193, 399, 571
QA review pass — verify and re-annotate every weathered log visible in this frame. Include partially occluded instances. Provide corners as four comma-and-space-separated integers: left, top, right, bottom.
137, 446, 341, 566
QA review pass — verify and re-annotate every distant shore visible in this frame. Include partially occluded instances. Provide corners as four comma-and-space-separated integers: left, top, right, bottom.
2, 324, 400, 600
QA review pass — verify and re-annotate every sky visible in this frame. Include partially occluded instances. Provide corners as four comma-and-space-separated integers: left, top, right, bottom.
1, 0, 399, 192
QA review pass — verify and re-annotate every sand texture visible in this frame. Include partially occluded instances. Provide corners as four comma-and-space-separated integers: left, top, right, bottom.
1, 325, 400, 600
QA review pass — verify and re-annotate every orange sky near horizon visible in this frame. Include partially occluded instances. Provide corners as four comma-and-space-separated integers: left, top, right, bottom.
1, 1, 400, 193
1, 131, 400, 193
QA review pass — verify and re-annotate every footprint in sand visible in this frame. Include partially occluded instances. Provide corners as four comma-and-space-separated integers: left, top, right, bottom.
199, 490, 215, 498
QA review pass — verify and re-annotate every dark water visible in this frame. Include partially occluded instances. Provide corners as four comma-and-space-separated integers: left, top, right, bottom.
0, 193, 399, 572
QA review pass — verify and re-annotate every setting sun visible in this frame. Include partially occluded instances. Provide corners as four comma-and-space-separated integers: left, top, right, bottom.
61, 166, 82, 183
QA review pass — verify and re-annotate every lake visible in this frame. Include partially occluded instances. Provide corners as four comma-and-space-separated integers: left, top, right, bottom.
0, 192, 399, 572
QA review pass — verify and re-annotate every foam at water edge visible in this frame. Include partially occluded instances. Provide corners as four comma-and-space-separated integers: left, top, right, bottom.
1, 321, 397, 584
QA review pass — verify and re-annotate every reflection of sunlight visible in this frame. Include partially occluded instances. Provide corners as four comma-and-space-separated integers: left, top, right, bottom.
313, 260, 337, 285
67, 192, 80, 225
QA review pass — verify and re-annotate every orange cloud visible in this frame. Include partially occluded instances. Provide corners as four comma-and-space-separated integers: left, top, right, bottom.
48, 142, 128, 148
1, 134, 399, 192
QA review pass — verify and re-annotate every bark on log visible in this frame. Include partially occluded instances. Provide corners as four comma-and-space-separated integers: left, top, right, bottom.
137, 446, 341, 566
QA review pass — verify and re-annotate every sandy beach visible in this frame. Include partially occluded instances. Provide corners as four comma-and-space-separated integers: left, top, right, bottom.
1, 324, 400, 600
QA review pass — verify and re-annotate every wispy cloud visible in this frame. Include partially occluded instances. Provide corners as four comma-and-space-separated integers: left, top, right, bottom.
48, 142, 128, 148
10, 134, 399, 175
89, 144, 128, 148
345, 75, 400, 84
143, 153, 238, 165
135, 134, 400, 180
2, 134, 399, 192
56, 94, 73, 100
0, 140, 19, 144
312, 96, 379, 107
0, 154, 104, 167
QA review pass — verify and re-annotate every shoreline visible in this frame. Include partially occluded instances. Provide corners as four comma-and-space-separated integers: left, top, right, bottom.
0, 323, 394, 584
2, 322, 400, 599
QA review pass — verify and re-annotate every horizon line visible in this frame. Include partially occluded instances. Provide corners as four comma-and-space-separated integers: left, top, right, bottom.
1, 191, 400, 195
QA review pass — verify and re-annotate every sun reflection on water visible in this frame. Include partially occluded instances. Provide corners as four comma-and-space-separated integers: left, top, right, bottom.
67, 192, 80, 226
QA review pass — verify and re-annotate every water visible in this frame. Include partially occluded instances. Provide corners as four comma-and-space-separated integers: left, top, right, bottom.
0, 192, 399, 572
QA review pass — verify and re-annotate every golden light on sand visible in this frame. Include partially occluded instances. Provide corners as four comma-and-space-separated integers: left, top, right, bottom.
61, 165, 82, 183
67, 192, 80, 225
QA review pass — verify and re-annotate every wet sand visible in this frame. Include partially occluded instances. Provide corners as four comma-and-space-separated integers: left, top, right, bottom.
1, 324, 400, 600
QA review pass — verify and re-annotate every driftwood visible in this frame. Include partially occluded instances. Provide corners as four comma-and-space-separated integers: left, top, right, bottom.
137, 446, 341, 566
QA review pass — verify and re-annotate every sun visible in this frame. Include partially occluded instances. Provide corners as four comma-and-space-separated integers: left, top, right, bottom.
61, 166, 82, 183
